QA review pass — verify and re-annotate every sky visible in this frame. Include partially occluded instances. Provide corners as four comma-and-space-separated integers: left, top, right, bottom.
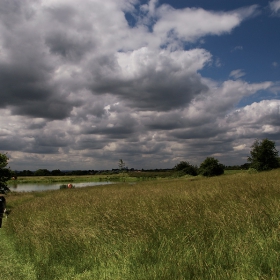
0, 0, 280, 171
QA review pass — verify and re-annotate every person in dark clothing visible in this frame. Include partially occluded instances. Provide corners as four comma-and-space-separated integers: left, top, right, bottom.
0, 195, 6, 228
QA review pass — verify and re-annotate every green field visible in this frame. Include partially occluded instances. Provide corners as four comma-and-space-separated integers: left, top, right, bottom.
1, 169, 280, 279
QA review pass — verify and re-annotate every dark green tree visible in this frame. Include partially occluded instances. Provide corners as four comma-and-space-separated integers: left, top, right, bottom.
248, 139, 279, 171
18, 170, 34, 176
34, 169, 51, 176
199, 157, 224, 177
0, 153, 12, 194
174, 161, 198, 176
51, 169, 63, 176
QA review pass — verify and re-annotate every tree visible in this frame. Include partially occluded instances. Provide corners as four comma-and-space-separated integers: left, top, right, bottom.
118, 159, 127, 181
0, 153, 12, 194
18, 170, 34, 176
118, 159, 126, 170
51, 169, 63, 176
34, 169, 51, 176
199, 157, 224, 177
174, 161, 198, 176
248, 139, 279, 171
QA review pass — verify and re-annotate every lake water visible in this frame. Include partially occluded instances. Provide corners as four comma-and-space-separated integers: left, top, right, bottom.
8, 181, 112, 192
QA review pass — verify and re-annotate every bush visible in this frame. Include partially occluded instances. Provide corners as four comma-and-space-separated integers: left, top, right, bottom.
174, 161, 198, 176
247, 168, 258, 174
199, 157, 224, 177
0, 153, 12, 194
59, 184, 75, 189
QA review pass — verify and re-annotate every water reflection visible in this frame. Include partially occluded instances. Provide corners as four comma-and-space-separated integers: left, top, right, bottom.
8, 181, 112, 192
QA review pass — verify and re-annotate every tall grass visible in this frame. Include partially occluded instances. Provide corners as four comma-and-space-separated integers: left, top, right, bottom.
3, 170, 280, 279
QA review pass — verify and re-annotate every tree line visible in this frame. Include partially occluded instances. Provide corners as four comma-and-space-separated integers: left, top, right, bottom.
0, 138, 280, 194
16, 169, 98, 177
174, 138, 280, 177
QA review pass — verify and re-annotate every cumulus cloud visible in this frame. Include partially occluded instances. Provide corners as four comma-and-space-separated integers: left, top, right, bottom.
0, 0, 277, 170
0, 0, 259, 118
90, 48, 211, 111
141, 3, 259, 48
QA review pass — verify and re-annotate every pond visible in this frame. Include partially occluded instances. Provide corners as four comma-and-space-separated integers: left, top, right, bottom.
8, 181, 112, 192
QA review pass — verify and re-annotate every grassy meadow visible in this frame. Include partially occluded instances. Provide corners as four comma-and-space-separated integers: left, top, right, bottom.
1, 169, 280, 279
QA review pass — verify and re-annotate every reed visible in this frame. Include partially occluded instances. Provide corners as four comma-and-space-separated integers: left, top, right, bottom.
2, 169, 280, 279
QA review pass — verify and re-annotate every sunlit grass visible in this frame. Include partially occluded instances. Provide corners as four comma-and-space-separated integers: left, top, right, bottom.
3, 169, 280, 279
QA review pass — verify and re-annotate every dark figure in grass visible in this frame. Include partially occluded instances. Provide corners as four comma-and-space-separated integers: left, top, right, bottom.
0, 195, 6, 228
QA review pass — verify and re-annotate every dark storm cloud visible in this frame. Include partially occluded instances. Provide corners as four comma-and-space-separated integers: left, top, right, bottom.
45, 32, 94, 60
0, 0, 84, 120
44, 4, 96, 61
33, 131, 70, 148
10, 96, 75, 120
89, 48, 211, 111
0, 41, 75, 119
27, 121, 47, 130
0, 124, 68, 155
82, 113, 138, 139
124, 74, 208, 111
0, 136, 28, 151
0, 58, 52, 105
21, 129, 71, 154
24, 145, 60, 154
170, 126, 224, 140
0, 0, 277, 170
145, 119, 184, 130
88, 103, 107, 118
116, 140, 169, 156
85, 126, 135, 139
92, 71, 208, 111
73, 136, 107, 151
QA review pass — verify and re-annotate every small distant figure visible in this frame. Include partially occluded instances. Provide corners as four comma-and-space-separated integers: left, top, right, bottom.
0, 195, 6, 228
67, 184, 73, 189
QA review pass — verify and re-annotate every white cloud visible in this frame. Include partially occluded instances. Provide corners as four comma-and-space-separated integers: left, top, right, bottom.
231, 45, 243, 52
151, 5, 258, 47
186, 80, 272, 121
233, 144, 246, 151
270, 0, 280, 13
229, 69, 246, 79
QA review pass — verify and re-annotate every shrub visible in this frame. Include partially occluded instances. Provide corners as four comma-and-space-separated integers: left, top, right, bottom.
0, 153, 12, 194
174, 161, 198, 176
59, 184, 75, 189
199, 157, 224, 177
247, 168, 258, 174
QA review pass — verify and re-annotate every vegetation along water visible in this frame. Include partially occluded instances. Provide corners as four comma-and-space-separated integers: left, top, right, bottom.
1, 169, 280, 279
